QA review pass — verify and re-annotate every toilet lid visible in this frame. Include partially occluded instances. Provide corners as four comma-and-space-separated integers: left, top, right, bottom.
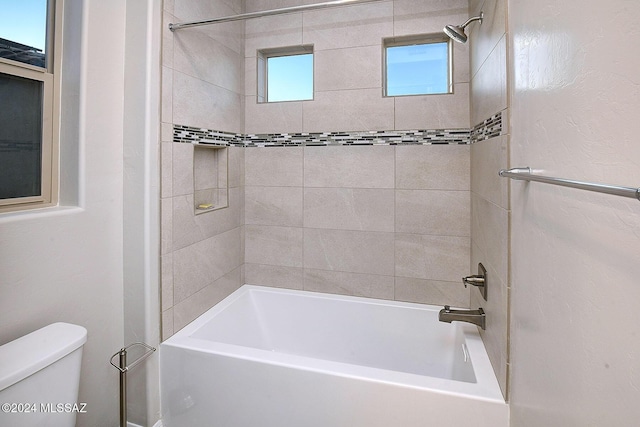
0, 322, 87, 390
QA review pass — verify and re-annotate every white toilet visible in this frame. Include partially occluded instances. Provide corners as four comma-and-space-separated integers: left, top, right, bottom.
0, 322, 87, 427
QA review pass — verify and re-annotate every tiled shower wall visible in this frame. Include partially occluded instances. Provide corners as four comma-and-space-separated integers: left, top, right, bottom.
242, 0, 474, 302
244, 144, 471, 303
161, 0, 246, 339
161, 0, 479, 340
469, 0, 509, 398
244, 0, 471, 133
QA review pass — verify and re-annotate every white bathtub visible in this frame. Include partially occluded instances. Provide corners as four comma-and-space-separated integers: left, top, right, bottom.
160, 285, 508, 427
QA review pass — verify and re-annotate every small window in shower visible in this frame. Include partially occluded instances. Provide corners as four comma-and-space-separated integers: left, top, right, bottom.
257, 45, 313, 103
384, 35, 451, 97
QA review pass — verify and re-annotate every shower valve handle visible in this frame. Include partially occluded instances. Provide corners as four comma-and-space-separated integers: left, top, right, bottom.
462, 275, 485, 288
462, 263, 488, 301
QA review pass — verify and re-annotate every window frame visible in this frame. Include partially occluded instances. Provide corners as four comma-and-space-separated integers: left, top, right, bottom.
0, 0, 62, 213
383, 34, 453, 98
257, 45, 314, 103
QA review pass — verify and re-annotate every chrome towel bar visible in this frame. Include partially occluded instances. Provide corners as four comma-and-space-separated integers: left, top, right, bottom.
499, 167, 640, 202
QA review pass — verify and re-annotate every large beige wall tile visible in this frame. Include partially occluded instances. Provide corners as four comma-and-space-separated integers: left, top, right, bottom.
174, 0, 243, 22
174, 1, 244, 53
303, 145, 395, 188
163, 12, 174, 68
396, 145, 470, 190
394, 84, 470, 130
161, 254, 174, 311
173, 30, 243, 93
471, 239, 508, 395
395, 276, 469, 307
162, 308, 174, 341
469, 0, 506, 78
303, 188, 394, 232
470, 135, 508, 208
315, 46, 382, 91
244, 225, 303, 267
245, 146, 303, 186
173, 227, 242, 304
245, 97, 303, 133
396, 189, 470, 236
393, 0, 468, 36
302, 88, 394, 132
173, 71, 243, 132
395, 233, 470, 282
172, 142, 193, 197
162, 67, 173, 123
470, 35, 507, 126
303, 269, 394, 299
303, 228, 395, 276
245, 13, 303, 55
173, 267, 242, 332
244, 263, 304, 289
193, 147, 219, 190
228, 146, 244, 189
168, 193, 201, 248
302, 1, 393, 51
245, 0, 317, 13
245, 186, 303, 226
161, 197, 173, 255
161, 142, 173, 198
164, 0, 175, 14
451, 41, 471, 84
173, 188, 242, 250
470, 192, 508, 283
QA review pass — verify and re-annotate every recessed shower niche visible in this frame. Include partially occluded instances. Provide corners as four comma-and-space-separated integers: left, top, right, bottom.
193, 144, 228, 214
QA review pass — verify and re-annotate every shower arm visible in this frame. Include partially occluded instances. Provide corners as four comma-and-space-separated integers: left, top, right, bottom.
459, 14, 483, 30
169, 0, 384, 31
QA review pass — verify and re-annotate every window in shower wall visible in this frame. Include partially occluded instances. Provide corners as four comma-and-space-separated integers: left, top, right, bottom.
0, 0, 61, 213
384, 35, 451, 97
257, 45, 314, 103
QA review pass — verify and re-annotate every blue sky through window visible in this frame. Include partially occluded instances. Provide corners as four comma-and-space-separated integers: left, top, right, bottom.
267, 53, 313, 102
0, 0, 47, 51
386, 42, 449, 96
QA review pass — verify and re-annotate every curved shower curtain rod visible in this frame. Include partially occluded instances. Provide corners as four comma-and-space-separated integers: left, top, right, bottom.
169, 0, 385, 31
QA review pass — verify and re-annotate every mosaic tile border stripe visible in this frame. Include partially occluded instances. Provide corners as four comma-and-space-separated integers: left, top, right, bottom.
472, 111, 503, 143
173, 125, 471, 147
173, 112, 503, 147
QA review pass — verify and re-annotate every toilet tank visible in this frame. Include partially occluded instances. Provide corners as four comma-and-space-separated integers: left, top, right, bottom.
0, 322, 87, 427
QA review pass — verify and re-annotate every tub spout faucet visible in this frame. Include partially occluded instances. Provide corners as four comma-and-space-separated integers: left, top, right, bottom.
438, 305, 486, 330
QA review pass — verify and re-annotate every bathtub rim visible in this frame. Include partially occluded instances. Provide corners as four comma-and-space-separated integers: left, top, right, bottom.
162, 285, 506, 404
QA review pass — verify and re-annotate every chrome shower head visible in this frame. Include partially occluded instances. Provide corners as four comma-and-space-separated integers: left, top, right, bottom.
444, 24, 468, 43
443, 12, 483, 44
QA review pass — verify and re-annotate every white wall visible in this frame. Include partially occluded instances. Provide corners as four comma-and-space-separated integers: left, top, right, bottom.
123, 0, 162, 425
509, 0, 640, 425
0, 1, 129, 426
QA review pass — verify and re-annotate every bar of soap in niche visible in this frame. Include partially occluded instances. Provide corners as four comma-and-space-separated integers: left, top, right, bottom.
197, 203, 213, 210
